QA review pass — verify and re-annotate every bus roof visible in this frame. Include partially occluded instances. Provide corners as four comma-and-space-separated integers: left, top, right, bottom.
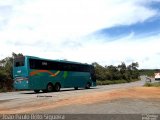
25, 55, 90, 65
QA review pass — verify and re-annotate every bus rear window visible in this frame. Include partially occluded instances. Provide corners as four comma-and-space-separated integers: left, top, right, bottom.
14, 57, 25, 67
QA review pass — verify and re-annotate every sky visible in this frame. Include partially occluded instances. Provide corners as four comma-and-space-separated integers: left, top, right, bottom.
0, 0, 160, 69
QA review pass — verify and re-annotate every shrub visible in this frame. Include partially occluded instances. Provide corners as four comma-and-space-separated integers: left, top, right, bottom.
144, 82, 160, 87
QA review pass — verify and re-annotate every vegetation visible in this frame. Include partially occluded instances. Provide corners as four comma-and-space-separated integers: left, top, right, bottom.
139, 69, 160, 77
97, 79, 139, 85
92, 62, 140, 85
0, 52, 23, 92
0, 52, 140, 92
139, 69, 155, 77
144, 82, 160, 87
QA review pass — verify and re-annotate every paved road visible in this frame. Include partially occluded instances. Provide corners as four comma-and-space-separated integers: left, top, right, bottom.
39, 98, 160, 114
34, 76, 160, 114
0, 76, 147, 101
0, 76, 159, 115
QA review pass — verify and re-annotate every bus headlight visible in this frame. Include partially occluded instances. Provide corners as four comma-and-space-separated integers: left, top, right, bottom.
14, 77, 29, 82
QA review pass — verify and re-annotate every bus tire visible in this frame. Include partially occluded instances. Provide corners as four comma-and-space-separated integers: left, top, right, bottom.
47, 83, 54, 92
74, 87, 78, 90
54, 83, 61, 92
34, 90, 40, 93
85, 82, 91, 89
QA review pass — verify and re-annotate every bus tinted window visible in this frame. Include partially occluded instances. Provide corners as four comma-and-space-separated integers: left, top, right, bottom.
29, 59, 58, 70
29, 58, 91, 72
14, 57, 25, 67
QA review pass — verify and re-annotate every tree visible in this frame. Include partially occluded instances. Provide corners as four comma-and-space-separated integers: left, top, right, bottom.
0, 52, 23, 90
92, 62, 106, 80
127, 62, 139, 70
93, 62, 139, 82
127, 62, 139, 79
12, 52, 23, 59
118, 62, 126, 74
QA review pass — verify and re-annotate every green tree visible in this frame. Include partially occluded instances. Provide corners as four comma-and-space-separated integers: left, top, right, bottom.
0, 52, 23, 91
127, 62, 139, 80
92, 62, 106, 80
93, 61, 139, 83
105, 65, 119, 80
118, 62, 126, 74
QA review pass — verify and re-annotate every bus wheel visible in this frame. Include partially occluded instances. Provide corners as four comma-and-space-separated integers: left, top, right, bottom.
74, 87, 78, 90
85, 82, 91, 89
54, 83, 61, 92
47, 83, 54, 92
34, 90, 40, 93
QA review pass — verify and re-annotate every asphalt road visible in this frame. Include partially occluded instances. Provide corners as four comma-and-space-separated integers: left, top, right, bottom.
0, 76, 147, 101
34, 76, 160, 114
0, 76, 159, 116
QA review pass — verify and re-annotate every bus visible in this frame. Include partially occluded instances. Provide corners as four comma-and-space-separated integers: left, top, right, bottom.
13, 56, 96, 93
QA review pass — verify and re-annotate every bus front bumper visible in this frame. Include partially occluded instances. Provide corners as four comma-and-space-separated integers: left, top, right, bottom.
13, 77, 29, 90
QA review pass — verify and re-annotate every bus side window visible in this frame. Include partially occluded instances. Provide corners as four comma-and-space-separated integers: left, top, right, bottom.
41, 60, 48, 70
56, 62, 62, 70
29, 59, 35, 69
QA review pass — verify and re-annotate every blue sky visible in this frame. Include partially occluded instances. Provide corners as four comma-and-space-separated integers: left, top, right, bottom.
95, 17, 160, 39
0, 0, 160, 69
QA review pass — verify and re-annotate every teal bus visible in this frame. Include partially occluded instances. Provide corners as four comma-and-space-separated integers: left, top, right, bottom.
13, 56, 96, 93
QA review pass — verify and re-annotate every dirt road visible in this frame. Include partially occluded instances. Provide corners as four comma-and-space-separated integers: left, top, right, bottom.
0, 76, 159, 114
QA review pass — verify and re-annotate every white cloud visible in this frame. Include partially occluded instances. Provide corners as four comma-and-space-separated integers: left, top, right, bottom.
0, 0, 160, 69
2, 0, 158, 37
60, 33, 160, 69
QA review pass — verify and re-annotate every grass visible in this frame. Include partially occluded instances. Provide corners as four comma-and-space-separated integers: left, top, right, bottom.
97, 79, 140, 85
0, 87, 15, 93
144, 82, 160, 87
0, 88, 7, 92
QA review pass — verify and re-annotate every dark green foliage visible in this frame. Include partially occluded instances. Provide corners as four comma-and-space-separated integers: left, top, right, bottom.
93, 62, 139, 83
92, 62, 106, 80
0, 52, 23, 91
139, 69, 159, 77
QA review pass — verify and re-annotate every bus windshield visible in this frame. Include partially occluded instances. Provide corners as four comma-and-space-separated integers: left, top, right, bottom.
14, 56, 25, 67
